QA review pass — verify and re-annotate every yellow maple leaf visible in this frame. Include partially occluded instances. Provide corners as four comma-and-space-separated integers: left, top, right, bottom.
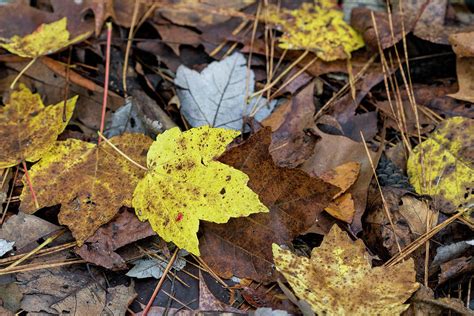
273, 225, 419, 315
20, 133, 152, 245
0, 84, 77, 168
0, 17, 90, 58
132, 126, 269, 255
407, 117, 473, 215
265, 1, 364, 61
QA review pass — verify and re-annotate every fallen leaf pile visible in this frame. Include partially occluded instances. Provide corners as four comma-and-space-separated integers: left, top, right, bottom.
0, 0, 472, 314
273, 225, 420, 314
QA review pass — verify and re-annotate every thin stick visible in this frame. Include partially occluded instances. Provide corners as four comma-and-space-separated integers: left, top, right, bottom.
10, 57, 37, 89
22, 161, 39, 209
0, 241, 76, 265
0, 258, 84, 276
385, 208, 469, 267
98, 22, 113, 144
250, 50, 309, 98
123, 0, 141, 96
1, 166, 18, 224
62, 46, 73, 122
142, 248, 179, 316
7, 229, 65, 268
97, 132, 148, 170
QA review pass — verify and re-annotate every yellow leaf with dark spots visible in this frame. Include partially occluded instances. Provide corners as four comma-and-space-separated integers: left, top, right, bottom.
407, 117, 473, 215
265, 1, 364, 61
132, 126, 269, 255
0, 84, 77, 168
273, 225, 419, 315
0, 17, 90, 58
20, 134, 152, 245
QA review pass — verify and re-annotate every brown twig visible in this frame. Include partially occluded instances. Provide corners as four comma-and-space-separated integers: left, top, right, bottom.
142, 248, 179, 316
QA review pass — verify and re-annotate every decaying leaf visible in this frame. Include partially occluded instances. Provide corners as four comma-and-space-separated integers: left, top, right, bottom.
199, 128, 337, 282
262, 82, 319, 168
0, 84, 77, 168
0, 18, 90, 58
76, 208, 155, 270
132, 126, 269, 256
407, 117, 473, 213
0, 239, 14, 257
126, 250, 187, 279
20, 134, 152, 245
159, 0, 255, 28
265, 1, 364, 61
175, 52, 276, 130
273, 225, 419, 315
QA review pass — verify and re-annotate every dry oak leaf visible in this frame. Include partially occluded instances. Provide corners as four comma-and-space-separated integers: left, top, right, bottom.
407, 117, 474, 214
0, 17, 90, 58
20, 133, 152, 245
132, 126, 269, 256
273, 225, 419, 315
319, 162, 360, 223
265, 1, 364, 61
199, 128, 338, 282
0, 84, 77, 168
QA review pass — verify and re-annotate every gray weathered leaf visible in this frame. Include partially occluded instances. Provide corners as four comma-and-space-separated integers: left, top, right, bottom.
175, 52, 276, 130
104, 98, 146, 138
0, 239, 14, 257
126, 251, 187, 279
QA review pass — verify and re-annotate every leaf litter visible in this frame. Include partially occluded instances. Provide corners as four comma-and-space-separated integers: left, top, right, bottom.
0, 0, 473, 314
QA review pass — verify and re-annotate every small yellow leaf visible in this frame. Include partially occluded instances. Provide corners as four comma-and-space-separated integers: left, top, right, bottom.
265, 1, 364, 61
0, 84, 77, 168
407, 117, 473, 214
273, 225, 419, 315
20, 133, 152, 245
319, 161, 360, 198
133, 126, 269, 255
0, 17, 90, 58
325, 192, 355, 223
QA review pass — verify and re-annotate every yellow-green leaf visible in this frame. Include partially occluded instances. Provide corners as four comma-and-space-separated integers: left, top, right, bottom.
273, 225, 419, 315
20, 133, 152, 245
0, 84, 77, 168
265, 1, 364, 61
407, 117, 473, 214
0, 17, 90, 58
133, 126, 269, 255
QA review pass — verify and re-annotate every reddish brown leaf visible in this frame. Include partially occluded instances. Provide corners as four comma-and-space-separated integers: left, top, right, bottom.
263, 83, 318, 167
199, 128, 337, 282
76, 208, 155, 270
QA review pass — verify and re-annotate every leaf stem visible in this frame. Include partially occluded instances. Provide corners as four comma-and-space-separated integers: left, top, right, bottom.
10, 57, 37, 89
98, 22, 113, 144
97, 132, 148, 171
22, 161, 39, 209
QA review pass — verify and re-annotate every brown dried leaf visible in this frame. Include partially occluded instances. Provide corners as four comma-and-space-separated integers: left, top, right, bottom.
76, 208, 155, 270
200, 128, 337, 282
273, 225, 419, 315
20, 134, 152, 245
263, 83, 318, 168
301, 128, 377, 233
